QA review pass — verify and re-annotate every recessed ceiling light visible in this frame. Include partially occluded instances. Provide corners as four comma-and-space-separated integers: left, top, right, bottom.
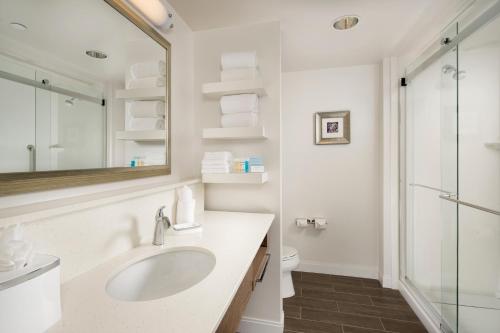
332, 16, 359, 30
10, 22, 28, 31
85, 50, 107, 59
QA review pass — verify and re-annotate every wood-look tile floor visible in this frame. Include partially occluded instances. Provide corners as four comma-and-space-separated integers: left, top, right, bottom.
284, 271, 428, 333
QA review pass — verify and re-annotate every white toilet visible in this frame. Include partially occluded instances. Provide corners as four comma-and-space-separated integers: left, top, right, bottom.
282, 245, 300, 298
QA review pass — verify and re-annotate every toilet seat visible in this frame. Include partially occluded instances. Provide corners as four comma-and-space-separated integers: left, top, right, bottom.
282, 246, 298, 261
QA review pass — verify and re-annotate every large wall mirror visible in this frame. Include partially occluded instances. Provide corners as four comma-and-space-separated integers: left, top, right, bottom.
0, 0, 171, 196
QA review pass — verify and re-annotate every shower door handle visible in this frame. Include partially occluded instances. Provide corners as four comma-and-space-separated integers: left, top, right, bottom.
26, 144, 36, 172
439, 194, 500, 216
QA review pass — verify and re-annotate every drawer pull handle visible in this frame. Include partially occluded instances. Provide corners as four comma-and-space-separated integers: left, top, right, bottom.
256, 254, 271, 283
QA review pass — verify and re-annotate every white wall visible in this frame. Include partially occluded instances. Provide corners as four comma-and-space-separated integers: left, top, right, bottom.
192, 22, 282, 328
283, 65, 381, 279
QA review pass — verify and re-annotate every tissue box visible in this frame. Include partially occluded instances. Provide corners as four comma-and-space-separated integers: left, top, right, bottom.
0, 254, 61, 333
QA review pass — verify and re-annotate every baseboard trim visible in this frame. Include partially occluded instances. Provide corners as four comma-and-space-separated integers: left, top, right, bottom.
238, 312, 284, 333
399, 280, 441, 333
382, 274, 392, 288
297, 260, 379, 279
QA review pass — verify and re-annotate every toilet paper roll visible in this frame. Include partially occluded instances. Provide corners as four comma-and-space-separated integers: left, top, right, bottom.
314, 218, 327, 230
296, 218, 308, 228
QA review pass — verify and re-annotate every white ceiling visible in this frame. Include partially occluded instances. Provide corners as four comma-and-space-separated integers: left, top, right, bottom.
168, 0, 456, 71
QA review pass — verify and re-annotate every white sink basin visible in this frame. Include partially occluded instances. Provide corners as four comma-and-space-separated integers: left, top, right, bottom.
106, 247, 216, 302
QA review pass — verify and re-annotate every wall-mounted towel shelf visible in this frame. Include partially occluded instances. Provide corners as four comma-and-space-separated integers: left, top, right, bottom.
202, 126, 267, 140
115, 87, 165, 101
485, 142, 500, 150
202, 79, 266, 99
202, 172, 268, 184
116, 130, 165, 142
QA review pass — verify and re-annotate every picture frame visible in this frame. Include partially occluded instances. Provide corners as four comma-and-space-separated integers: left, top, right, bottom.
314, 111, 351, 145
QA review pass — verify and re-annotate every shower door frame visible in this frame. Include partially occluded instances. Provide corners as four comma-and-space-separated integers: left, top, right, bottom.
398, 1, 500, 332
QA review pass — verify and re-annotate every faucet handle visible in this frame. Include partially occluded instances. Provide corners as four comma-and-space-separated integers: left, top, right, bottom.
156, 205, 166, 221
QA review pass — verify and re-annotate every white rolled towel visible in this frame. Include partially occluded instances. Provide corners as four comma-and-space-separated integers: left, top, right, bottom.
128, 101, 165, 118
221, 68, 260, 82
220, 94, 259, 114
127, 76, 166, 89
130, 61, 166, 79
126, 118, 165, 130
221, 113, 258, 128
221, 52, 258, 70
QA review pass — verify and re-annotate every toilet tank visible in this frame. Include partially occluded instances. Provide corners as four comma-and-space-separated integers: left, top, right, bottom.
0, 254, 61, 333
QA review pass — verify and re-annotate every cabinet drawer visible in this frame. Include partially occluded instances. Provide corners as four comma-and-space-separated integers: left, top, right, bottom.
216, 264, 253, 333
216, 236, 269, 333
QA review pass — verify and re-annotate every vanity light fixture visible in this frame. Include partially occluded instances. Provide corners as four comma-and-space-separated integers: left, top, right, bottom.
9, 22, 28, 31
332, 15, 359, 30
85, 50, 108, 59
128, 0, 174, 30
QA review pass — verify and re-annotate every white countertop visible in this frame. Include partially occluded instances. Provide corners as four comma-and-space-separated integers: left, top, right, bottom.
48, 211, 274, 333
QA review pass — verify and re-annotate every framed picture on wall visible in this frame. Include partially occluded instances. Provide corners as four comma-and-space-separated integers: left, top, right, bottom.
314, 111, 351, 145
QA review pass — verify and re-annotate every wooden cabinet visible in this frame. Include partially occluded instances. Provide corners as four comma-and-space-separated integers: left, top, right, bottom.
216, 236, 270, 333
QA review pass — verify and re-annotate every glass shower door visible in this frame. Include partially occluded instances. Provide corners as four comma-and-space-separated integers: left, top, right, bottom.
439, 23, 459, 333
404, 22, 459, 333
451, 8, 500, 333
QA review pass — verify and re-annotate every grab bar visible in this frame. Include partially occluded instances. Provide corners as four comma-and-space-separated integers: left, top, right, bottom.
439, 194, 500, 216
26, 144, 36, 172
409, 183, 453, 195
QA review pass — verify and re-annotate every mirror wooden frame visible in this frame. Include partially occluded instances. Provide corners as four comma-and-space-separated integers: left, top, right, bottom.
0, 0, 171, 196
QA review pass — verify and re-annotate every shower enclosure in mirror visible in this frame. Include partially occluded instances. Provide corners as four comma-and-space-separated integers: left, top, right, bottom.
401, 1, 500, 332
0, 0, 171, 195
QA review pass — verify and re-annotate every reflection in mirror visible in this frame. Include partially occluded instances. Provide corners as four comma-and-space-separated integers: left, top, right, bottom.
0, 0, 168, 174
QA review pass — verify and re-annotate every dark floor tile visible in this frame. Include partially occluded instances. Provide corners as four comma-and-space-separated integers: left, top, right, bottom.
338, 302, 419, 322
285, 317, 342, 333
334, 284, 402, 298
285, 296, 339, 312
381, 318, 428, 333
302, 288, 372, 305
301, 308, 384, 330
360, 279, 382, 289
294, 280, 335, 292
301, 272, 335, 284
342, 325, 387, 333
370, 296, 411, 310
292, 271, 302, 281
285, 330, 302, 333
330, 275, 364, 286
285, 304, 301, 319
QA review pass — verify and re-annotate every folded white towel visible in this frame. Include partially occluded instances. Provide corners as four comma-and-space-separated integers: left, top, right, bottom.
221, 52, 258, 70
221, 113, 258, 128
202, 161, 230, 168
220, 94, 259, 114
128, 101, 165, 118
201, 166, 231, 174
126, 76, 166, 89
126, 118, 165, 131
203, 151, 232, 160
130, 61, 166, 79
221, 68, 260, 82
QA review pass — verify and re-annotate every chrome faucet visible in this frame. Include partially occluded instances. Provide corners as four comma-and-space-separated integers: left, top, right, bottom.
153, 206, 171, 246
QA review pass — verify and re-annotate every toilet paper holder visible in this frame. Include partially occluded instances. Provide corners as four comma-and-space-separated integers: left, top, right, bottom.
296, 217, 327, 228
